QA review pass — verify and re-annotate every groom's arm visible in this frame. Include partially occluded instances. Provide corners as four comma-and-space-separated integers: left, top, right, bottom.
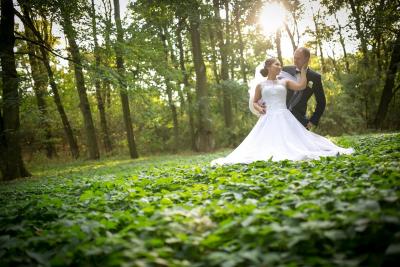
309, 74, 326, 126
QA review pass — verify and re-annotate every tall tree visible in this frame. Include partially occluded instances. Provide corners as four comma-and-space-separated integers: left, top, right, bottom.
165, 31, 186, 118
282, 0, 302, 53
312, 9, 326, 73
113, 0, 139, 158
100, 0, 113, 110
374, 31, 400, 128
60, 4, 100, 159
91, 0, 113, 153
348, 0, 369, 65
159, 27, 180, 152
0, 0, 31, 180
176, 17, 196, 150
207, 24, 220, 84
233, 1, 247, 83
213, 0, 233, 129
275, 29, 283, 65
284, 22, 297, 53
188, 4, 214, 152
25, 26, 57, 158
334, 13, 350, 73
18, 5, 80, 159
0, 111, 4, 177
225, 0, 234, 80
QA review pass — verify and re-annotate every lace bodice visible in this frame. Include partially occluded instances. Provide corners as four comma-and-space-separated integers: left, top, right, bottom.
261, 80, 287, 110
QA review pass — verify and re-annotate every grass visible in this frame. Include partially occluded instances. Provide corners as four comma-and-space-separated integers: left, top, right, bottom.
1, 133, 400, 266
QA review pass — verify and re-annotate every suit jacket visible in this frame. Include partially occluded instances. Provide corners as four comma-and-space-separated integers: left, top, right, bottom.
283, 66, 326, 127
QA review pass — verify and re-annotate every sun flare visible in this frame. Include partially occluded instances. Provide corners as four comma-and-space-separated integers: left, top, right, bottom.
259, 2, 287, 34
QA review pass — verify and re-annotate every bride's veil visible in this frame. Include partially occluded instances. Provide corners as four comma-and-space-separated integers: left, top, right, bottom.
248, 62, 298, 116
248, 62, 265, 116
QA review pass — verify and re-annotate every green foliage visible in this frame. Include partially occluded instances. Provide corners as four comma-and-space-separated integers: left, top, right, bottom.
311, 72, 367, 136
13, 0, 400, 160
1, 133, 399, 266
210, 80, 258, 147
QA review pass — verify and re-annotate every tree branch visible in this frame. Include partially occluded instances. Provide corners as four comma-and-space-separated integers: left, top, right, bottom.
14, 50, 45, 62
14, 31, 72, 62
394, 83, 400, 94
14, 6, 77, 63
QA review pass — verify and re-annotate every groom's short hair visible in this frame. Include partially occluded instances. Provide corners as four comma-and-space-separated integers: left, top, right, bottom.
298, 47, 311, 59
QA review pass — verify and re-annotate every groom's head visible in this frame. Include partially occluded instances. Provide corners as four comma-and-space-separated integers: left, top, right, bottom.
294, 47, 310, 70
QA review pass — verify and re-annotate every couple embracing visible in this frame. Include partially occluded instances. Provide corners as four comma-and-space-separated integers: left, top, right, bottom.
212, 47, 353, 165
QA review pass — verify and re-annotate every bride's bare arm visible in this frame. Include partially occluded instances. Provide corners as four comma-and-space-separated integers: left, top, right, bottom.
253, 84, 265, 114
286, 62, 308, 91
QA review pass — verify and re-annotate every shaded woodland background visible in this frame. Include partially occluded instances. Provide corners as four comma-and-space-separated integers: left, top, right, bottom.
0, 0, 399, 180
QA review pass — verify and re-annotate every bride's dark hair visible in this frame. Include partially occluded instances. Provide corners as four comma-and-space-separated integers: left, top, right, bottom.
260, 58, 277, 77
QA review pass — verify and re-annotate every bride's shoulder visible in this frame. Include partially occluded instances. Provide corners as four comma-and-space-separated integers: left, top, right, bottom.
276, 78, 288, 85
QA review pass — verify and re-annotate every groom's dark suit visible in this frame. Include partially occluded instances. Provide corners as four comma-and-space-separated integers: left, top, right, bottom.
283, 66, 326, 127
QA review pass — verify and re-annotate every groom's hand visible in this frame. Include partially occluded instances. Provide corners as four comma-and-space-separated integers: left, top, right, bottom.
260, 102, 267, 114
256, 102, 266, 114
306, 121, 314, 130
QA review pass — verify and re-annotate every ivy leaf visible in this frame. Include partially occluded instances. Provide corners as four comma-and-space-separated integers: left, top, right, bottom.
26, 250, 50, 265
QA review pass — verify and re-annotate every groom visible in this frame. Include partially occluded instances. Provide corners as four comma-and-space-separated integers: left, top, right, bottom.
283, 47, 326, 130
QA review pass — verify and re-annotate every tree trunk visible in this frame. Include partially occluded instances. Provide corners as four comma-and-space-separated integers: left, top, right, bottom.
233, 3, 246, 83
313, 13, 326, 73
19, 4, 79, 158
318, 43, 325, 73
0, 111, 5, 178
213, 0, 233, 129
165, 82, 179, 152
177, 18, 196, 151
160, 28, 179, 152
328, 50, 341, 79
113, 0, 139, 158
43, 51, 79, 159
103, 81, 112, 110
208, 24, 224, 115
373, 31, 400, 128
25, 27, 57, 158
61, 11, 100, 159
334, 13, 350, 73
375, 35, 383, 74
188, 8, 214, 152
0, 0, 31, 180
348, 0, 368, 65
165, 30, 186, 116
225, 0, 234, 80
275, 29, 283, 65
207, 25, 220, 84
293, 14, 301, 47
284, 22, 297, 53
373, 0, 386, 75
102, 0, 113, 111
91, 0, 113, 153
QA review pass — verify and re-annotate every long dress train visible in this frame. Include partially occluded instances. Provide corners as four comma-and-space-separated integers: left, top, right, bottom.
211, 79, 353, 165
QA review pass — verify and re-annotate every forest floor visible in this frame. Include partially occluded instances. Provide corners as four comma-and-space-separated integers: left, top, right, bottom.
1, 133, 400, 266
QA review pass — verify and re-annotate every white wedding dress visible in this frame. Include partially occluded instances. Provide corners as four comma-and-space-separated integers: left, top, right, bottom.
211, 79, 354, 165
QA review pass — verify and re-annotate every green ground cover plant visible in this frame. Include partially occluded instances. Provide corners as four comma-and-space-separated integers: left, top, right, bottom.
1, 133, 399, 266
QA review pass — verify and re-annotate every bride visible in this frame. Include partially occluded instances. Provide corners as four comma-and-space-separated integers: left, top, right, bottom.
211, 57, 353, 165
